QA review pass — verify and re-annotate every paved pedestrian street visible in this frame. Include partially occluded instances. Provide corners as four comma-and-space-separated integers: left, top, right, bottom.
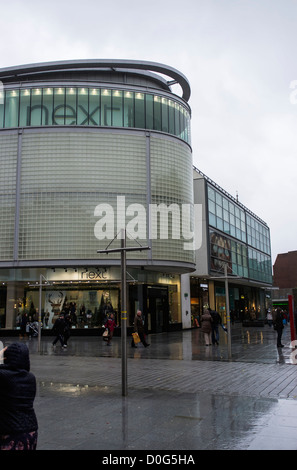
1, 323, 297, 451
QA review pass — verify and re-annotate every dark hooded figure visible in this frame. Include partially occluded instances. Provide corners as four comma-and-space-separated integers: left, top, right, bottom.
0, 343, 38, 450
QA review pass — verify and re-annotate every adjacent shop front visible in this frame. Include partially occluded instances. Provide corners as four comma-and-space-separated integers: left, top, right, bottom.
190, 275, 272, 327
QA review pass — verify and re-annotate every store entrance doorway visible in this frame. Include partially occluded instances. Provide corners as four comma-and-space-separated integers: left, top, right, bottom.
147, 286, 169, 333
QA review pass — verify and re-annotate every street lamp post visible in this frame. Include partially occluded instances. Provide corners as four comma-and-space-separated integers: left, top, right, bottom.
224, 264, 232, 359
97, 229, 150, 396
29, 274, 50, 353
121, 231, 127, 396
210, 263, 240, 360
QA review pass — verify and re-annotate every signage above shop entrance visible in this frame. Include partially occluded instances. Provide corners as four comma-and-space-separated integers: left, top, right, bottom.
45, 267, 113, 282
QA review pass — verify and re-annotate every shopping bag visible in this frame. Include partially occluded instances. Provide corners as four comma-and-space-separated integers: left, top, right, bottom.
102, 328, 109, 341
132, 332, 141, 344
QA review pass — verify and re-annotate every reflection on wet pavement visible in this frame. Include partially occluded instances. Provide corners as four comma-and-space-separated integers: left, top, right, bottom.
33, 382, 297, 450
17, 322, 295, 364
2, 323, 297, 450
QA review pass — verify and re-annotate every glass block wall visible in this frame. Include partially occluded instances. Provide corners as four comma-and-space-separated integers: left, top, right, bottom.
0, 129, 194, 265
18, 131, 148, 260
150, 137, 194, 263
0, 134, 18, 260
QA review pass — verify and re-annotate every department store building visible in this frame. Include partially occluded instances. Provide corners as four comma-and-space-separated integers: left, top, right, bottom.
0, 60, 273, 334
0, 60, 195, 333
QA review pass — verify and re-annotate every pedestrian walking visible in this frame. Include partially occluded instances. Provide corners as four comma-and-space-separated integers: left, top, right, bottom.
52, 313, 67, 348
131, 310, 150, 348
104, 313, 117, 346
210, 309, 222, 345
266, 309, 273, 327
0, 343, 38, 450
201, 308, 213, 346
20, 313, 28, 339
273, 308, 284, 348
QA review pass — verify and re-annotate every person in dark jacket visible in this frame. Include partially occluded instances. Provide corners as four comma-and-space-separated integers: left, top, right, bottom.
52, 313, 67, 348
0, 342, 38, 450
131, 310, 150, 348
273, 308, 284, 348
209, 309, 222, 345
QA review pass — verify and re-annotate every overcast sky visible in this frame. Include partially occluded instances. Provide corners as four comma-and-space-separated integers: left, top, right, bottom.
0, 0, 296, 264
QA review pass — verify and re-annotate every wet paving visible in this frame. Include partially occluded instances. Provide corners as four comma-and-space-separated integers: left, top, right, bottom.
15, 321, 296, 363
1, 323, 297, 450
23, 324, 297, 376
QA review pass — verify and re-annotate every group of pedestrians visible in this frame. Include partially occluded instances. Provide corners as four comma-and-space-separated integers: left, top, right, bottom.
201, 306, 289, 349
52, 313, 71, 348
200, 308, 224, 346
103, 309, 150, 348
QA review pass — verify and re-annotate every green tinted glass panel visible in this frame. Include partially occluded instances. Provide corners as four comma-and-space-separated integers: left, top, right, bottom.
161, 97, 169, 132
42, 88, 53, 125
124, 91, 134, 127
145, 94, 153, 130
53, 88, 66, 125
168, 100, 175, 134
89, 88, 100, 126
77, 88, 89, 125
19, 90, 31, 127
175, 103, 180, 137
5, 90, 19, 127
135, 92, 145, 128
0, 102, 3, 128
0, 84, 4, 128
112, 90, 123, 127
0, 86, 191, 144
153, 95, 161, 131
101, 89, 111, 126
30, 89, 42, 126
65, 88, 77, 125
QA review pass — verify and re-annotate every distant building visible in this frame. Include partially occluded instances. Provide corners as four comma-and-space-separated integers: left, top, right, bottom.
272, 251, 297, 310
273, 251, 297, 288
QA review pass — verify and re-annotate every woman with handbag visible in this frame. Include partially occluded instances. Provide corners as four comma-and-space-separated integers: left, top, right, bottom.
131, 310, 150, 348
200, 308, 213, 346
104, 313, 117, 346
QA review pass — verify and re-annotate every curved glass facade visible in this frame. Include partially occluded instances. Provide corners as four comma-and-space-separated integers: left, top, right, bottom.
0, 129, 194, 264
0, 86, 191, 144
0, 60, 194, 332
